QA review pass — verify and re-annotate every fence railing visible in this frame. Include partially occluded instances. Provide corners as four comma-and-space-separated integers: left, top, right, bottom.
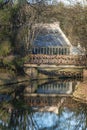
28, 54, 87, 66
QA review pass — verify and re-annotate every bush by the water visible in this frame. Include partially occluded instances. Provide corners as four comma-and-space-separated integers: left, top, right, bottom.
0, 41, 12, 57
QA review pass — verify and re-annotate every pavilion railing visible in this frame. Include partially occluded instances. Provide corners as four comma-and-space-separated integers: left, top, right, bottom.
28, 54, 87, 66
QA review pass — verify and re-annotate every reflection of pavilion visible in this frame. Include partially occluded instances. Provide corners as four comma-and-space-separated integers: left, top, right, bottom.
24, 79, 80, 108
37, 81, 75, 94
24, 80, 78, 95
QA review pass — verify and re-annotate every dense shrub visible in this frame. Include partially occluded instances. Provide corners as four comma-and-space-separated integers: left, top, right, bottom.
0, 41, 12, 57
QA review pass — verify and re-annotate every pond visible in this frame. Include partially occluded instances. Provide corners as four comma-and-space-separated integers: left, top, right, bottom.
0, 78, 87, 130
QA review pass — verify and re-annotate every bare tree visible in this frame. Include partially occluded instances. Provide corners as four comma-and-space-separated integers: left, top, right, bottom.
16, 1, 47, 55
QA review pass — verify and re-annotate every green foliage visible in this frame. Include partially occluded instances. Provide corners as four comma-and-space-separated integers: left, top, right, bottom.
12, 57, 25, 74
10, 5, 20, 25
0, 0, 3, 3
0, 9, 10, 23
0, 41, 12, 57
3, 58, 16, 69
14, 56, 26, 66
0, 7, 11, 41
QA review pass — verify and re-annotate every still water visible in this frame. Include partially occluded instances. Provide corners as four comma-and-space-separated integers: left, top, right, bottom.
0, 79, 87, 130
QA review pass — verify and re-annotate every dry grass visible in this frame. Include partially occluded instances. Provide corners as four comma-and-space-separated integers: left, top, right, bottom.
73, 69, 87, 103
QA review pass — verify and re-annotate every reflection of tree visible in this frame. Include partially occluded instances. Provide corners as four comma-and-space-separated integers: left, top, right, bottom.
9, 109, 28, 130
0, 87, 87, 130
74, 104, 87, 130
58, 103, 87, 130
0, 96, 40, 130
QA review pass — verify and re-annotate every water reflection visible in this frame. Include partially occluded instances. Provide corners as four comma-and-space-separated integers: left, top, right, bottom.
0, 97, 87, 130
0, 78, 87, 130
36, 81, 75, 94
0, 94, 11, 102
24, 79, 81, 95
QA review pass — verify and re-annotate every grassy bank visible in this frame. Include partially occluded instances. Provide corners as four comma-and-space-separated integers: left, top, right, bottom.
0, 56, 29, 86
73, 69, 87, 103
0, 71, 29, 86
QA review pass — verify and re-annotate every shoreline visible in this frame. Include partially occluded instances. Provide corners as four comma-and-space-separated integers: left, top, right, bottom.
0, 72, 30, 86
0, 69, 87, 104
73, 69, 87, 104
0, 77, 29, 86
73, 80, 87, 104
